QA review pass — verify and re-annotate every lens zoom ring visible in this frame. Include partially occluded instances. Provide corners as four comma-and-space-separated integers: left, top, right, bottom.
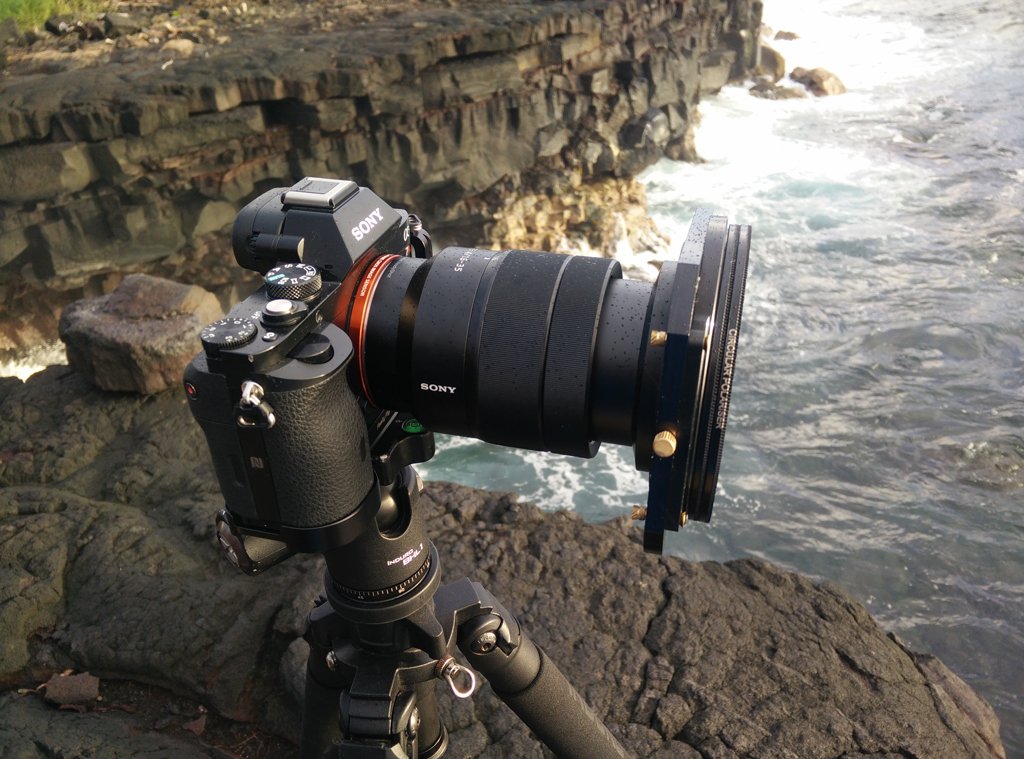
476, 251, 569, 448
543, 256, 621, 456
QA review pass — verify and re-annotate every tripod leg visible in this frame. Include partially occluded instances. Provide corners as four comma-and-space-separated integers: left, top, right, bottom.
300, 667, 344, 758
300, 596, 349, 759
457, 613, 630, 759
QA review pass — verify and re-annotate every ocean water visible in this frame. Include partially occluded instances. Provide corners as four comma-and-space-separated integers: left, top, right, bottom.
423, 0, 1024, 753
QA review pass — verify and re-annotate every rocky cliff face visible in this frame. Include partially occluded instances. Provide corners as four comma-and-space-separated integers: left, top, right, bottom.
0, 0, 762, 356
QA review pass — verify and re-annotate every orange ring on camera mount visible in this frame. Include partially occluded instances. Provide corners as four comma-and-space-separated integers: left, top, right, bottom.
342, 253, 400, 405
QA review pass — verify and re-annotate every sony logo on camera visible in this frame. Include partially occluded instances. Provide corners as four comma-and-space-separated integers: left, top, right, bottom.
351, 207, 385, 241
421, 383, 457, 394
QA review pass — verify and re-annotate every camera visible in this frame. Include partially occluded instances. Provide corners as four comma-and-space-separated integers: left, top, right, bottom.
184, 176, 751, 569
183, 176, 751, 758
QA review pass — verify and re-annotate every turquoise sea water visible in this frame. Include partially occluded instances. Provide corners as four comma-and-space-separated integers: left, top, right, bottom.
422, 0, 1024, 753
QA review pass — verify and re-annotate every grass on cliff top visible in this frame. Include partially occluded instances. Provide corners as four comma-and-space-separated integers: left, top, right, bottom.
0, 0, 111, 31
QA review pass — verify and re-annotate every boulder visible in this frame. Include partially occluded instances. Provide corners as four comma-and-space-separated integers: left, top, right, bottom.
58, 274, 222, 393
43, 15, 80, 37
0, 368, 1007, 758
791, 66, 847, 96
101, 12, 142, 38
759, 43, 786, 83
774, 30, 800, 41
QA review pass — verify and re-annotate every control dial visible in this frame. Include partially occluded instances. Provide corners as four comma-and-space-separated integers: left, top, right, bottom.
265, 263, 322, 301
200, 317, 257, 355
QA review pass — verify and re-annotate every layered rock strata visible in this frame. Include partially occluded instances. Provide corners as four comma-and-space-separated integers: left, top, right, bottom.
0, 0, 763, 355
0, 367, 1006, 759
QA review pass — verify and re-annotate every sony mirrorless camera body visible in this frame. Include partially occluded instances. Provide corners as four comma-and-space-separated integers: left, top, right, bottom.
184, 177, 751, 572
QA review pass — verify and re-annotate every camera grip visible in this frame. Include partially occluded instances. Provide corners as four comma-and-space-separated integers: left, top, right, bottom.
261, 365, 374, 528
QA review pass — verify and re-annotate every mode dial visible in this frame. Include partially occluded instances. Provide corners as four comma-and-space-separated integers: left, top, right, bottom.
265, 263, 322, 301
200, 317, 257, 355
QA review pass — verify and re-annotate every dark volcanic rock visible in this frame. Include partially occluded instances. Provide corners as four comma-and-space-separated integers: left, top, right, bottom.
58, 274, 223, 393
101, 13, 143, 39
0, 695, 202, 758
0, 368, 1006, 758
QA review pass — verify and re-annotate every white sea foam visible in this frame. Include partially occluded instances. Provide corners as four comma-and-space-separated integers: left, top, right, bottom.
0, 341, 67, 381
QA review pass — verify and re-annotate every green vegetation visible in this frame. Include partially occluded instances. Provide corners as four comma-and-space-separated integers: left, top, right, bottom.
0, 0, 111, 31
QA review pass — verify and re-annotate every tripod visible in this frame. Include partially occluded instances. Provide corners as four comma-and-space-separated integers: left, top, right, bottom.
297, 465, 630, 759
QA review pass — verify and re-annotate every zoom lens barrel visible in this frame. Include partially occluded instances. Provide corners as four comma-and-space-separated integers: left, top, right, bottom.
351, 248, 625, 457
338, 211, 750, 532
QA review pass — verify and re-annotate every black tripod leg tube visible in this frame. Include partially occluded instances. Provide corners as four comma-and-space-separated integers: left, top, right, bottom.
299, 667, 344, 758
458, 616, 631, 759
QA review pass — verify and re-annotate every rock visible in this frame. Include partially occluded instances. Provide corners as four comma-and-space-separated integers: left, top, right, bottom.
0, 370, 1007, 758
42, 673, 100, 706
485, 173, 670, 269
620, 107, 671, 150
80, 20, 105, 41
699, 49, 737, 94
44, 15, 80, 37
775, 86, 810, 100
101, 12, 142, 39
57, 274, 223, 393
902, 648, 1006, 759
791, 66, 847, 96
774, 30, 800, 41
748, 78, 775, 98
160, 38, 195, 59
759, 43, 786, 83
0, 142, 98, 204
749, 77, 809, 101
0, 695, 205, 756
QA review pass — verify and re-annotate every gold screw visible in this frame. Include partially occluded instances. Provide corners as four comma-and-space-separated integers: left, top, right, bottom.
632, 505, 647, 521
680, 512, 687, 528
649, 330, 668, 346
653, 430, 677, 457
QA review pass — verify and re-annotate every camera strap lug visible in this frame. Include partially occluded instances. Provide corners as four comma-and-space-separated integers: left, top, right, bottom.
236, 380, 276, 428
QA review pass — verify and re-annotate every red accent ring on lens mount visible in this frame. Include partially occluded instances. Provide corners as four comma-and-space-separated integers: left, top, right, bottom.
345, 254, 399, 405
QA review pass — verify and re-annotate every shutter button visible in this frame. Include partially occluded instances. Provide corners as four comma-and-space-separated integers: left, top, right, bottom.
261, 299, 307, 328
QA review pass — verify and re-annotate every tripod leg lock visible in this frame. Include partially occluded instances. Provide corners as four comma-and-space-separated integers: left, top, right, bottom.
457, 613, 541, 695
456, 609, 632, 759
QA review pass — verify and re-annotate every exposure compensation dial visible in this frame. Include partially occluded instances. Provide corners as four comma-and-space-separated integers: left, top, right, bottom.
200, 317, 258, 355
265, 263, 322, 301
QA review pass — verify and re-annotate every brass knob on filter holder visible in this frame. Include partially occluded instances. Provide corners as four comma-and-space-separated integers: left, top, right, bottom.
634, 428, 685, 528
652, 430, 677, 457
631, 505, 687, 527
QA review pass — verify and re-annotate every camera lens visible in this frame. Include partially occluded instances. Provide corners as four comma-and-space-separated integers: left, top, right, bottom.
337, 217, 749, 527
